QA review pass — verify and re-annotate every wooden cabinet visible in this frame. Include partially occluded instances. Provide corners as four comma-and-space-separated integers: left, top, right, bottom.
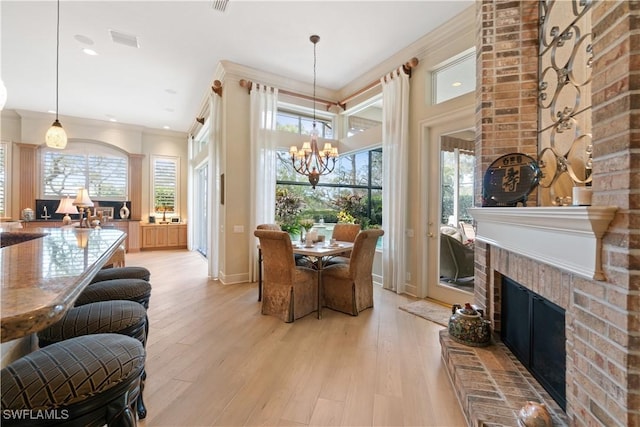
140, 224, 187, 250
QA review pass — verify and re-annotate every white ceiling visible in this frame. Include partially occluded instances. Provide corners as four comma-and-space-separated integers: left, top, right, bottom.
1, 0, 473, 133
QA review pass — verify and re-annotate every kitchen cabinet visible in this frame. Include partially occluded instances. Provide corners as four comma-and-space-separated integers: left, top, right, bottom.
140, 224, 187, 250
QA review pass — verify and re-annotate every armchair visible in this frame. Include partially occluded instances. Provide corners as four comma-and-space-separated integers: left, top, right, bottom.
440, 232, 475, 281
322, 229, 384, 316
254, 230, 318, 322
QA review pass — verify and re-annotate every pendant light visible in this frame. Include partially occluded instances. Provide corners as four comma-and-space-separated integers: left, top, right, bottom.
289, 35, 338, 189
45, 0, 67, 149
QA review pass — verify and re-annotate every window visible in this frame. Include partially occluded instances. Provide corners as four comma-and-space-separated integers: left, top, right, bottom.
152, 155, 179, 215
432, 48, 476, 104
277, 110, 333, 139
0, 141, 7, 216
276, 148, 382, 228
41, 143, 128, 199
441, 147, 475, 225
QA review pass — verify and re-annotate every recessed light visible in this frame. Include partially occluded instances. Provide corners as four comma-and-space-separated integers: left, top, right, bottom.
83, 48, 98, 56
163, 125, 171, 130
452, 81, 462, 87
109, 118, 117, 122
47, 109, 56, 114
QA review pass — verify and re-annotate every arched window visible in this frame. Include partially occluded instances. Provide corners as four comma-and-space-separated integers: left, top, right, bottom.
40, 141, 128, 199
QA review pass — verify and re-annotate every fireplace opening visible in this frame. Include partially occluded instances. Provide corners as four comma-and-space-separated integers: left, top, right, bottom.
501, 276, 566, 411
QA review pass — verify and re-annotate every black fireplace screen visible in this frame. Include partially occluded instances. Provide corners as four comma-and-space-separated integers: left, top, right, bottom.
501, 276, 566, 411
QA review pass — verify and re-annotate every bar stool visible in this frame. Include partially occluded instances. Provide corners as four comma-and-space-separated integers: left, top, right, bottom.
91, 266, 151, 283
37, 300, 149, 420
1, 333, 145, 426
75, 278, 152, 309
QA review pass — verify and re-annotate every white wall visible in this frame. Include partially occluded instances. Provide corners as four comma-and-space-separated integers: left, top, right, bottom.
1, 109, 188, 221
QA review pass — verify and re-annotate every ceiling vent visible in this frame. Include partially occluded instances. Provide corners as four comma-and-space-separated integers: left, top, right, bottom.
109, 29, 140, 48
211, 0, 229, 12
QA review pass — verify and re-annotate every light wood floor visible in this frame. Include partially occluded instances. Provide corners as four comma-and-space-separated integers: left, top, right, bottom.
129, 249, 466, 427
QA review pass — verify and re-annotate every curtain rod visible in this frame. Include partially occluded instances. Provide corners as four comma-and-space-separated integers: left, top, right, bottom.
238, 79, 338, 110
337, 57, 419, 109
237, 56, 418, 111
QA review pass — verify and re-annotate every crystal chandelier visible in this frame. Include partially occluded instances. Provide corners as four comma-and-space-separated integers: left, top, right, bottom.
289, 35, 338, 189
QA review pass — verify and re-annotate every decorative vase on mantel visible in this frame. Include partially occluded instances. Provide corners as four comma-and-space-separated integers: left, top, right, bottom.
119, 202, 130, 220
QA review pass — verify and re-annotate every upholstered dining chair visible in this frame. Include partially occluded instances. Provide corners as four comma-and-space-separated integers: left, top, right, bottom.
257, 223, 281, 231
331, 223, 361, 244
322, 228, 384, 316
254, 229, 318, 322
326, 223, 362, 265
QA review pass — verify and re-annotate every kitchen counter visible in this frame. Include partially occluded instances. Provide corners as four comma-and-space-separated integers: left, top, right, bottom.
0, 227, 126, 342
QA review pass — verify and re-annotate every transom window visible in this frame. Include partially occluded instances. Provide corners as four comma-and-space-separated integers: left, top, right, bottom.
432, 48, 476, 104
277, 110, 333, 138
41, 142, 128, 199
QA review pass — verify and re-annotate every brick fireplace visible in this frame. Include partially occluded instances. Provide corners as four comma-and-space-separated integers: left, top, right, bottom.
471, 2, 640, 426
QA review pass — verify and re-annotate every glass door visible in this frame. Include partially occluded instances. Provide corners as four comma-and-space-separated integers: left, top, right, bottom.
439, 134, 475, 294
423, 120, 476, 305
194, 162, 208, 256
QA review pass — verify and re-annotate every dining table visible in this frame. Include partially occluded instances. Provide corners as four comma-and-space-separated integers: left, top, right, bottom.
258, 240, 354, 319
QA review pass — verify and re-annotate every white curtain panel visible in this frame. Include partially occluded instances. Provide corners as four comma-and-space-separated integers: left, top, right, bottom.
248, 83, 278, 282
208, 92, 222, 279
381, 67, 410, 293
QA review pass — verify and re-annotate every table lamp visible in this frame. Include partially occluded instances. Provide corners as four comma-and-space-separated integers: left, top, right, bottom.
55, 195, 79, 225
72, 187, 94, 228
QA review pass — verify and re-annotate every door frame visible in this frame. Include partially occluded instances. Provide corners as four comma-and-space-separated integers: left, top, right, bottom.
417, 105, 475, 302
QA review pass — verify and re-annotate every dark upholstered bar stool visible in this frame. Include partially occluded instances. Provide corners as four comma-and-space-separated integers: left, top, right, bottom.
75, 278, 152, 309
90, 266, 151, 283
1, 334, 145, 426
37, 300, 149, 420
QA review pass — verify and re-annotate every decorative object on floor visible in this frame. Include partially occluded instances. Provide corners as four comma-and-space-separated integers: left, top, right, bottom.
289, 35, 338, 189
482, 153, 541, 207
398, 299, 451, 327
45, 0, 67, 149
55, 195, 78, 225
120, 201, 130, 219
517, 401, 553, 427
448, 303, 491, 347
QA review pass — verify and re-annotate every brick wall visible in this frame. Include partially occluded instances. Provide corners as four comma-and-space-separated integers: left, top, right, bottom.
475, 1, 640, 426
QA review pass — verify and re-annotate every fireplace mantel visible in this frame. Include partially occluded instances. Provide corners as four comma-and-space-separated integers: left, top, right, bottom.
468, 206, 617, 280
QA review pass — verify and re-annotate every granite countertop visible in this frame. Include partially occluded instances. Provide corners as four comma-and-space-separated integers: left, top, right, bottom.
0, 227, 126, 342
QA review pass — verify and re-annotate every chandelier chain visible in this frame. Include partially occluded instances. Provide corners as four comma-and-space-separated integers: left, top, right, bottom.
55, 0, 60, 120
313, 38, 316, 123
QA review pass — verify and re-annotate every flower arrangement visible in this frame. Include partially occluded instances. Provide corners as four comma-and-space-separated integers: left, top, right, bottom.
299, 218, 315, 231
337, 211, 356, 224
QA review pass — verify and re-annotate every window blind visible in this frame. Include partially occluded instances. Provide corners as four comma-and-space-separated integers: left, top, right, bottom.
153, 157, 177, 213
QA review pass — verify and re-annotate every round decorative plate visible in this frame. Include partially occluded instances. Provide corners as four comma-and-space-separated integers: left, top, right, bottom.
482, 153, 541, 207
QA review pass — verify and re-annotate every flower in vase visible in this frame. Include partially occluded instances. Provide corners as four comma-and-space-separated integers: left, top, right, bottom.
299, 218, 315, 231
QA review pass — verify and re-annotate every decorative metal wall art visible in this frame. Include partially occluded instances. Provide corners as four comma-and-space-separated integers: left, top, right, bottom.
538, 0, 593, 206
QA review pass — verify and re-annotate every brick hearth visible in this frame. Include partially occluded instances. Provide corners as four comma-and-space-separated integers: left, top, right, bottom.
440, 331, 568, 427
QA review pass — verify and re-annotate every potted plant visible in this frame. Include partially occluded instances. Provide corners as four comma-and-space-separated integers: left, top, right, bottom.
275, 188, 302, 238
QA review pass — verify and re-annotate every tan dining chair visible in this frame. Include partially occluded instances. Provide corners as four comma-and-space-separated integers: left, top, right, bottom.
327, 223, 361, 264
254, 229, 318, 322
321, 228, 384, 316
331, 223, 361, 243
